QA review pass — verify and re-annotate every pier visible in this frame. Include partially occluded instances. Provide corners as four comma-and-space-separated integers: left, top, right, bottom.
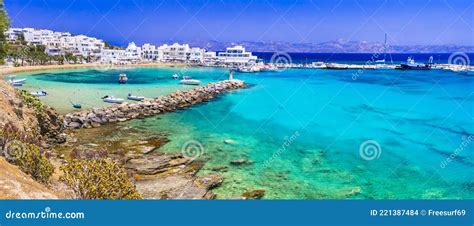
63, 80, 247, 129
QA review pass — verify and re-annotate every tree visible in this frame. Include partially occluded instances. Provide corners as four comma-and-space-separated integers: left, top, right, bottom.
0, 0, 10, 64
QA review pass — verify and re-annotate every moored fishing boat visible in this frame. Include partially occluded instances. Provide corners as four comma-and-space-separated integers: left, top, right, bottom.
72, 103, 82, 109
180, 75, 201, 85
9, 78, 27, 84
102, 95, 124, 104
236, 66, 260, 73
395, 57, 431, 70
374, 33, 394, 70
30, 90, 48, 97
118, 74, 128, 84
7, 75, 27, 85
127, 93, 145, 101
180, 79, 201, 85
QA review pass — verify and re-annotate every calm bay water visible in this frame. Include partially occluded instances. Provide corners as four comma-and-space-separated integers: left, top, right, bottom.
11, 66, 474, 199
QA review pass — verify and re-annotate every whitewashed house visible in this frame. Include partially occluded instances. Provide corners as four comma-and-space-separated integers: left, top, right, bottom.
203, 51, 218, 64
141, 43, 160, 61
187, 47, 205, 63
124, 42, 142, 62
100, 49, 126, 64
61, 35, 105, 57
158, 43, 190, 62
5, 28, 105, 58
5, 28, 26, 42
217, 45, 257, 65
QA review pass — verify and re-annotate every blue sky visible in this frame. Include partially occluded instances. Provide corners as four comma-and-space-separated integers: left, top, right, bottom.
4, 0, 474, 46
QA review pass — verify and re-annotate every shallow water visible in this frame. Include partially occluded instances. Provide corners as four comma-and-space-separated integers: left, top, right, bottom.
10, 67, 474, 199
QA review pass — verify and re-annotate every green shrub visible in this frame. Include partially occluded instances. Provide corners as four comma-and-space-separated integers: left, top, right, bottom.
60, 159, 142, 200
1, 122, 51, 184
19, 90, 44, 114
9, 143, 54, 184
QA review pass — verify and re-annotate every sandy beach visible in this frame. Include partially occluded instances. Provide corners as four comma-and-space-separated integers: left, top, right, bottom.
0, 62, 188, 75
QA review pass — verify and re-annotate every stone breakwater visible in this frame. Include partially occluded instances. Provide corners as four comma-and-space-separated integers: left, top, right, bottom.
64, 80, 246, 129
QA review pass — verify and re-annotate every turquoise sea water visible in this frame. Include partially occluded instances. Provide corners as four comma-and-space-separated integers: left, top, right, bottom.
9, 67, 474, 199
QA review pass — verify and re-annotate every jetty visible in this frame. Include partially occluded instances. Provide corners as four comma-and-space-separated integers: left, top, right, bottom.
63, 80, 246, 129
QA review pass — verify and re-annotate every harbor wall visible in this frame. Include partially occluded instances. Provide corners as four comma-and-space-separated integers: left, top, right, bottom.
63, 80, 246, 129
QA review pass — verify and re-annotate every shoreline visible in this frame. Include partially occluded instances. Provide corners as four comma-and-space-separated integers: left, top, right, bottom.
1, 61, 472, 77
0, 62, 188, 75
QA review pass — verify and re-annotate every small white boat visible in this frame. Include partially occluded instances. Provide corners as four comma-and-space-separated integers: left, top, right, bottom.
11, 82, 24, 87
7, 75, 27, 86
102, 95, 124, 104
118, 74, 128, 84
127, 93, 145, 101
180, 79, 201, 85
30, 90, 47, 97
236, 66, 259, 73
172, 74, 179, 79
10, 78, 27, 84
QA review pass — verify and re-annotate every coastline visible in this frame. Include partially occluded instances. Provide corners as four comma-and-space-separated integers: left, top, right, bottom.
1, 60, 471, 77
0, 62, 188, 75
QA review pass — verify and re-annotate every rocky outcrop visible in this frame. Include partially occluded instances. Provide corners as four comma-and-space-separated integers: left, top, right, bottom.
242, 189, 266, 199
124, 152, 192, 175
0, 157, 59, 199
38, 106, 66, 144
63, 80, 246, 129
0, 80, 66, 199
124, 152, 223, 199
0, 81, 40, 136
230, 158, 252, 165
0, 80, 65, 144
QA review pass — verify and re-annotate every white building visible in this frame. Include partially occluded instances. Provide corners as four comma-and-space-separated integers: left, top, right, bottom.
158, 43, 190, 62
5, 28, 261, 66
141, 43, 159, 61
100, 42, 141, 64
203, 51, 218, 63
217, 45, 257, 65
45, 47, 64, 56
61, 35, 105, 57
100, 49, 126, 64
124, 42, 141, 62
5, 28, 26, 42
187, 47, 205, 63
5, 28, 105, 58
